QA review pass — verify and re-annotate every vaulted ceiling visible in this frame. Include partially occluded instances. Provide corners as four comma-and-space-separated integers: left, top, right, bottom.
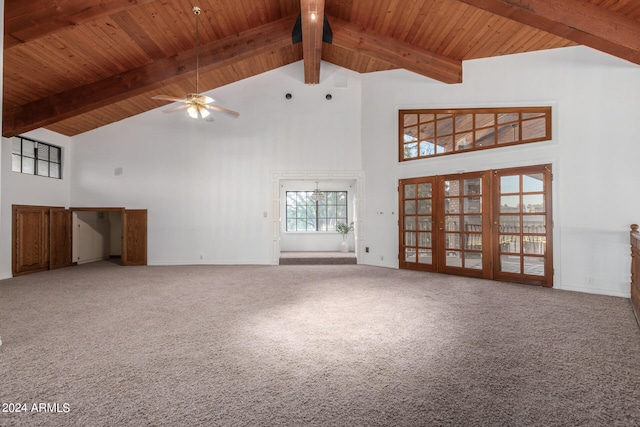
4, 0, 640, 137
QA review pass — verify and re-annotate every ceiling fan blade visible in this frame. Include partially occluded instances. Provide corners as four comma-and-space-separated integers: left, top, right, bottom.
197, 95, 214, 104
162, 104, 190, 114
203, 104, 240, 116
152, 95, 187, 103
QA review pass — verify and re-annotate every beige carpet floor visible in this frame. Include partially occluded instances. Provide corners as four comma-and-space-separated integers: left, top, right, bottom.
1, 261, 639, 426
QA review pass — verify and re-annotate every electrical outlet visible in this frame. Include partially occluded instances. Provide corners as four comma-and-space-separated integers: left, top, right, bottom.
585, 276, 593, 284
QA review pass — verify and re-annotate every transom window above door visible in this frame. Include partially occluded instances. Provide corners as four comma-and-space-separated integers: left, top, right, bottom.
399, 107, 551, 162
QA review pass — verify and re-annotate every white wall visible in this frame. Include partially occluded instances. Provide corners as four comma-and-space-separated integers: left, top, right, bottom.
359, 46, 640, 297
0, 130, 72, 279
4, 45, 639, 298
71, 61, 363, 265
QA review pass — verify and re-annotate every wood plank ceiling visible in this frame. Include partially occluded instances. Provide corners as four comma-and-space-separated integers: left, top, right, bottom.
4, 0, 640, 137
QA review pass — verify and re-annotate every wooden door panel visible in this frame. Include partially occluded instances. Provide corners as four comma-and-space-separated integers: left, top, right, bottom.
436, 172, 491, 279
122, 209, 147, 266
492, 165, 553, 287
49, 208, 73, 270
13, 205, 49, 275
399, 177, 436, 272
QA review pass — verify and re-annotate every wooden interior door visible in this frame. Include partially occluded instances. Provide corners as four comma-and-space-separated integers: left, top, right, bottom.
436, 172, 491, 278
49, 208, 73, 270
122, 209, 147, 266
492, 165, 553, 286
12, 205, 50, 275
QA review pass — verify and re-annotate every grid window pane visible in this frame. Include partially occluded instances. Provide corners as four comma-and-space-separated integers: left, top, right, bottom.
12, 137, 62, 179
22, 157, 35, 174
400, 107, 551, 161
286, 191, 348, 232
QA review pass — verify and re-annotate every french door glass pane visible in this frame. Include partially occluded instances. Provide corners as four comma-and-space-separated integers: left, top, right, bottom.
500, 196, 520, 212
418, 200, 432, 214
418, 216, 432, 231
523, 215, 545, 233
404, 184, 416, 198
418, 249, 432, 263
405, 232, 416, 246
500, 215, 520, 232
464, 197, 481, 214
446, 251, 462, 267
418, 183, 432, 198
405, 248, 417, 263
464, 216, 482, 231
500, 175, 520, 193
500, 235, 520, 253
404, 200, 416, 214
464, 252, 482, 269
446, 233, 462, 249
405, 217, 416, 230
418, 232, 431, 247
445, 198, 461, 214
464, 178, 481, 195
523, 236, 546, 255
523, 194, 544, 212
445, 181, 459, 196
524, 256, 545, 275
445, 215, 460, 231
465, 234, 482, 250
523, 173, 544, 192
501, 255, 521, 273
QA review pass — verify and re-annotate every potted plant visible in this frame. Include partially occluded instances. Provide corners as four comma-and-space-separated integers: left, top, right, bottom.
336, 222, 354, 253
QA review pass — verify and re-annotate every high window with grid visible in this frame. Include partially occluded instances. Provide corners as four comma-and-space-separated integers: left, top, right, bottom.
286, 191, 348, 232
399, 107, 551, 162
12, 136, 62, 179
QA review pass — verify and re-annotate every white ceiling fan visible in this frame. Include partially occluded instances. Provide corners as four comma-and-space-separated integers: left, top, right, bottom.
152, 6, 239, 120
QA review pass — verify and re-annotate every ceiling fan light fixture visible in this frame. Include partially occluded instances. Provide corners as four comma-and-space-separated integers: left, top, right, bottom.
152, 6, 239, 119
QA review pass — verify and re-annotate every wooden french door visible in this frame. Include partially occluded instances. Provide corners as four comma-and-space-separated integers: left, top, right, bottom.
399, 164, 553, 286
436, 172, 491, 278
492, 165, 553, 286
399, 177, 436, 271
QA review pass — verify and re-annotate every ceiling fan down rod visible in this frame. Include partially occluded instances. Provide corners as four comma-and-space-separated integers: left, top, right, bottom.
193, 6, 201, 96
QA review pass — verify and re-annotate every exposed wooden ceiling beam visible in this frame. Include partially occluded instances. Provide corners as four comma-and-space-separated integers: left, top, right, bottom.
2, 15, 297, 138
4, 0, 160, 50
329, 17, 462, 84
300, 0, 325, 84
457, 0, 640, 64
